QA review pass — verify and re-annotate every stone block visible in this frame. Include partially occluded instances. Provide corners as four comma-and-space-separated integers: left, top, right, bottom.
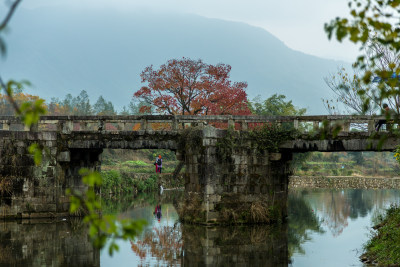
17, 147, 26, 155
269, 153, 282, 161
200, 239, 214, 247
232, 155, 241, 164
207, 211, 219, 221
202, 139, 210, 146
16, 141, 26, 147
39, 132, 57, 141
50, 147, 57, 156
206, 147, 217, 156
190, 174, 198, 184
205, 256, 214, 265
205, 185, 215, 195
205, 247, 221, 256
46, 167, 55, 177
175, 152, 183, 160
208, 194, 221, 203
57, 151, 70, 162
202, 126, 218, 138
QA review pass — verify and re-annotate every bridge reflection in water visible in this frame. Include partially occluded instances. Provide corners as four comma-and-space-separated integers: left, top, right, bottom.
2, 187, 400, 266
182, 224, 288, 266
0, 219, 99, 267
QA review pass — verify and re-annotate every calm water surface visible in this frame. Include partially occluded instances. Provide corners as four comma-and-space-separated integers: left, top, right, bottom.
100, 188, 400, 267
0, 188, 399, 266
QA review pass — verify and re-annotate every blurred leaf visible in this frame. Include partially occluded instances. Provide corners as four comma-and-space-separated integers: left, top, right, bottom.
67, 169, 147, 255
28, 143, 42, 165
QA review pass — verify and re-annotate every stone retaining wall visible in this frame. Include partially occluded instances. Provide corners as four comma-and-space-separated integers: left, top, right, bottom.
289, 176, 400, 189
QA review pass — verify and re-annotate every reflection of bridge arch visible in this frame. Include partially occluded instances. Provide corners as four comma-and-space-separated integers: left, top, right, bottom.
0, 115, 398, 223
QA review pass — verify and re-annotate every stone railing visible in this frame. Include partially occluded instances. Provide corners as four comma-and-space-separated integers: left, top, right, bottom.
0, 115, 394, 134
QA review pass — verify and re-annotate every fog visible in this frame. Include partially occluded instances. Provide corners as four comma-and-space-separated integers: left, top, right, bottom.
12, 0, 360, 62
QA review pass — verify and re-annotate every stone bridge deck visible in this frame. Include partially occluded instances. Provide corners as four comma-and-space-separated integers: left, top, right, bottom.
0, 114, 396, 152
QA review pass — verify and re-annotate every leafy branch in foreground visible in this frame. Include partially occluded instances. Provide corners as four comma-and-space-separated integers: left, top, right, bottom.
325, 0, 400, 113
67, 169, 147, 255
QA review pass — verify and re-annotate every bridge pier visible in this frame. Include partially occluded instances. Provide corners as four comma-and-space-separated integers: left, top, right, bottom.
59, 148, 103, 193
178, 126, 292, 225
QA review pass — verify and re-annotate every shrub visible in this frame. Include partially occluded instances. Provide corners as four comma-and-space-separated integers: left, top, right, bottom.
101, 170, 121, 193
363, 204, 400, 265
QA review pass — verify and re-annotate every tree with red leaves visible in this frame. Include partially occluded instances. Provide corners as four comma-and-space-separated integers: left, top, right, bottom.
134, 58, 250, 115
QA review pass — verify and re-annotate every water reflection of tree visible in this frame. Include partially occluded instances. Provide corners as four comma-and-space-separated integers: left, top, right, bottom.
306, 189, 400, 237
323, 190, 351, 236
130, 224, 182, 266
101, 192, 157, 214
182, 224, 288, 266
288, 191, 324, 257
348, 189, 373, 219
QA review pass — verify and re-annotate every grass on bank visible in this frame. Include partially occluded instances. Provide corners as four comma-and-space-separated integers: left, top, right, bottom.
362, 204, 400, 265
101, 170, 159, 195
102, 159, 178, 174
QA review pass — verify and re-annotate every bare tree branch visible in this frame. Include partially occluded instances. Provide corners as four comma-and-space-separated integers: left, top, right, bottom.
0, 0, 22, 31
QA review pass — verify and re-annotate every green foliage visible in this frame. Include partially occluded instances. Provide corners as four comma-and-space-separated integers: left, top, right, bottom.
20, 98, 47, 127
178, 127, 204, 153
325, 0, 400, 117
248, 94, 307, 116
250, 123, 298, 153
323, 67, 378, 115
216, 127, 241, 161
101, 170, 121, 192
1, 2, 148, 257
2, 79, 47, 126
146, 149, 176, 162
28, 143, 43, 165
294, 151, 399, 177
394, 144, 400, 165
143, 174, 158, 191
93, 95, 116, 115
48, 90, 117, 115
291, 152, 312, 170
363, 204, 400, 265
101, 170, 160, 195
288, 191, 324, 257
122, 160, 149, 166
129, 174, 159, 192
68, 168, 146, 255
216, 123, 297, 161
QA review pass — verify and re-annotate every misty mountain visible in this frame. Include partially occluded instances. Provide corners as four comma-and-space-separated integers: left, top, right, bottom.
0, 7, 350, 114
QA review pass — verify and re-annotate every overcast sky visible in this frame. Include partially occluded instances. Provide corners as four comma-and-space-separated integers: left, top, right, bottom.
10, 0, 360, 62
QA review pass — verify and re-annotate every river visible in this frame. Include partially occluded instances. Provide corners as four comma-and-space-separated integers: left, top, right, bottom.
0, 188, 399, 266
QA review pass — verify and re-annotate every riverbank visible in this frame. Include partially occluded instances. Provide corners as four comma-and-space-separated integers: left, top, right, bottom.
289, 176, 400, 189
361, 205, 400, 265
100, 171, 184, 196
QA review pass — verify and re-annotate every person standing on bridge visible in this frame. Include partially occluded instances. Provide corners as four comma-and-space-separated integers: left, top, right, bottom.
375, 103, 391, 131
154, 154, 162, 173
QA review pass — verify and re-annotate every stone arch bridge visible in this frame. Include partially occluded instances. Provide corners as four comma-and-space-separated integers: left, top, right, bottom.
0, 115, 397, 223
